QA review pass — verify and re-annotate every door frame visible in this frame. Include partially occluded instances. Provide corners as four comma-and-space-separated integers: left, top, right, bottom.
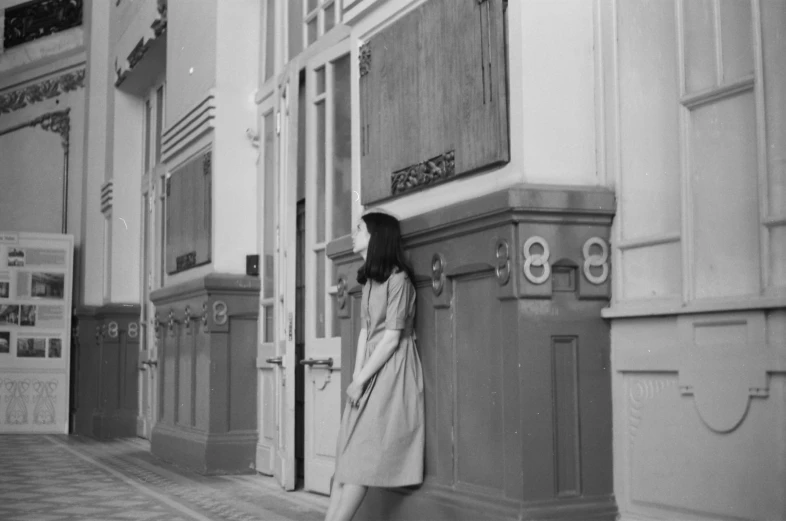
138, 82, 165, 439
301, 38, 353, 495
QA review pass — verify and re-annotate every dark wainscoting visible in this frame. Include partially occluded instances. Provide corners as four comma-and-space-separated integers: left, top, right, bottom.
327, 185, 618, 521
149, 273, 259, 475
71, 304, 140, 438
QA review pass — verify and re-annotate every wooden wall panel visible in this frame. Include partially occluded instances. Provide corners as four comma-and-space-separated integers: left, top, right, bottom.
177, 330, 193, 426
228, 317, 257, 432
454, 274, 505, 493
333, 186, 616, 520
166, 150, 212, 274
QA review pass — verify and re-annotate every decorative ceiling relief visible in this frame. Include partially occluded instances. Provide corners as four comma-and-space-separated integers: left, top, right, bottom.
0, 68, 85, 115
3, 0, 83, 50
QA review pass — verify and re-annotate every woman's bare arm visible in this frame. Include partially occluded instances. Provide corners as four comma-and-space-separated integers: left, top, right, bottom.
354, 329, 402, 386
353, 328, 367, 379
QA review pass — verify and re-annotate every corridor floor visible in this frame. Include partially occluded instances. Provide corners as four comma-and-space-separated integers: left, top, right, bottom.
0, 434, 328, 521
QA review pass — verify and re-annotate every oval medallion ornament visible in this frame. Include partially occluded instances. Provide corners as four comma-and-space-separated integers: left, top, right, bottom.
522, 236, 551, 285
582, 237, 609, 285
107, 321, 119, 338
495, 239, 510, 286
128, 321, 139, 339
213, 301, 228, 326
431, 253, 446, 296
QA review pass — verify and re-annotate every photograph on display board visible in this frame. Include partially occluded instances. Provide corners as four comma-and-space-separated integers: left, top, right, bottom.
26, 248, 67, 266
0, 331, 10, 353
0, 281, 8, 298
17, 337, 46, 357
15, 271, 30, 298
8, 248, 25, 267
0, 304, 19, 325
20, 305, 36, 326
31, 273, 64, 299
48, 338, 62, 358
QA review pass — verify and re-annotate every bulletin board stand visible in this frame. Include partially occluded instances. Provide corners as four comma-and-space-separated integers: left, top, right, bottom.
0, 232, 74, 434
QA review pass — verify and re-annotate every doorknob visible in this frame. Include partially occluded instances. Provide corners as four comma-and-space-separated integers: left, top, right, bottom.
265, 356, 283, 365
299, 358, 334, 368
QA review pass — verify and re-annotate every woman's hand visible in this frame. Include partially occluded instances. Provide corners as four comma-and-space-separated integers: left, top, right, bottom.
346, 380, 364, 408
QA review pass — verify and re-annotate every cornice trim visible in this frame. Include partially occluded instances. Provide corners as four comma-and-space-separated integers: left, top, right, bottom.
0, 67, 85, 115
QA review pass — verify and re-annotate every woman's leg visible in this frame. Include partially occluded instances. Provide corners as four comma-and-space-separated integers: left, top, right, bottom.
325, 479, 344, 521
333, 483, 367, 521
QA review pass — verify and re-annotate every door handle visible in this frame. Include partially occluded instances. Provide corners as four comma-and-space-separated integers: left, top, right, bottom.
265, 356, 283, 365
144, 360, 158, 367
299, 358, 334, 368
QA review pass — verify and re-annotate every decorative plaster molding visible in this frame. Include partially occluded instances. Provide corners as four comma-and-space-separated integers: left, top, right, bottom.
390, 150, 455, 195
100, 180, 113, 215
0, 68, 85, 115
114, 0, 167, 87
152, 0, 167, 37
628, 378, 676, 442
161, 92, 216, 162
0, 109, 71, 151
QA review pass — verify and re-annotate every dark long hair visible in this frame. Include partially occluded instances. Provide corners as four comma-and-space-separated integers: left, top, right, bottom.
356, 212, 415, 285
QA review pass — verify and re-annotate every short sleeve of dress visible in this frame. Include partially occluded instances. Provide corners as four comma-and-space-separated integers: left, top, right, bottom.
385, 272, 412, 330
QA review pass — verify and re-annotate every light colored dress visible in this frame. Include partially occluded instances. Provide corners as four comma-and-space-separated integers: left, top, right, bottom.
333, 268, 425, 487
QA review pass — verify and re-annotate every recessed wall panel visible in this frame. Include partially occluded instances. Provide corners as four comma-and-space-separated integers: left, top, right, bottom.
690, 91, 760, 299
622, 242, 682, 300
719, 0, 753, 83
455, 276, 504, 492
770, 227, 786, 288
684, 0, 717, 93
762, 0, 786, 215
618, 0, 681, 240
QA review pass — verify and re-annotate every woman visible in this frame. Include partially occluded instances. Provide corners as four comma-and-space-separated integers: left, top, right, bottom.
324, 209, 424, 521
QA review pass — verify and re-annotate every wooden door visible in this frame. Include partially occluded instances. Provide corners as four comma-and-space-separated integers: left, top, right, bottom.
302, 40, 351, 495
256, 73, 299, 490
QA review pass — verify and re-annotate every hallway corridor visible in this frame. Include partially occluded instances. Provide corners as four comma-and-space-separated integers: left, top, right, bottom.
0, 435, 328, 521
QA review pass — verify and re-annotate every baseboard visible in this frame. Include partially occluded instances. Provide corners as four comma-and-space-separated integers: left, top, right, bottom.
151, 422, 257, 475
355, 485, 618, 521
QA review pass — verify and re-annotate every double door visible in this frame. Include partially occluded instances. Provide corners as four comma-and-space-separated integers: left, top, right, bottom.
255, 39, 352, 494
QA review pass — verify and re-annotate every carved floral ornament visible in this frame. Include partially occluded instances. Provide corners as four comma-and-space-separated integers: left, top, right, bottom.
3, 0, 83, 50
0, 109, 71, 151
358, 42, 371, 77
0, 69, 86, 115
391, 150, 456, 196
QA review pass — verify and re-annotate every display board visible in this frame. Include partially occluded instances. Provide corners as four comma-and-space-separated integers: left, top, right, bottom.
0, 232, 73, 433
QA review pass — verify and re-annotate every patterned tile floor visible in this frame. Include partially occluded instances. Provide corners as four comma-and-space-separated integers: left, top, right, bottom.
0, 434, 328, 521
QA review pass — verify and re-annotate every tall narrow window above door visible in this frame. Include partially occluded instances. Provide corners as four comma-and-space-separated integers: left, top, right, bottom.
304, 0, 340, 48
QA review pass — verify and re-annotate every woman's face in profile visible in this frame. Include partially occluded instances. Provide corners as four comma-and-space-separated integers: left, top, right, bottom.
352, 219, 370, 255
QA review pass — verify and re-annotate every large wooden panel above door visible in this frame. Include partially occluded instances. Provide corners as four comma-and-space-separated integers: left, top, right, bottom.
359, 0, 509, 204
